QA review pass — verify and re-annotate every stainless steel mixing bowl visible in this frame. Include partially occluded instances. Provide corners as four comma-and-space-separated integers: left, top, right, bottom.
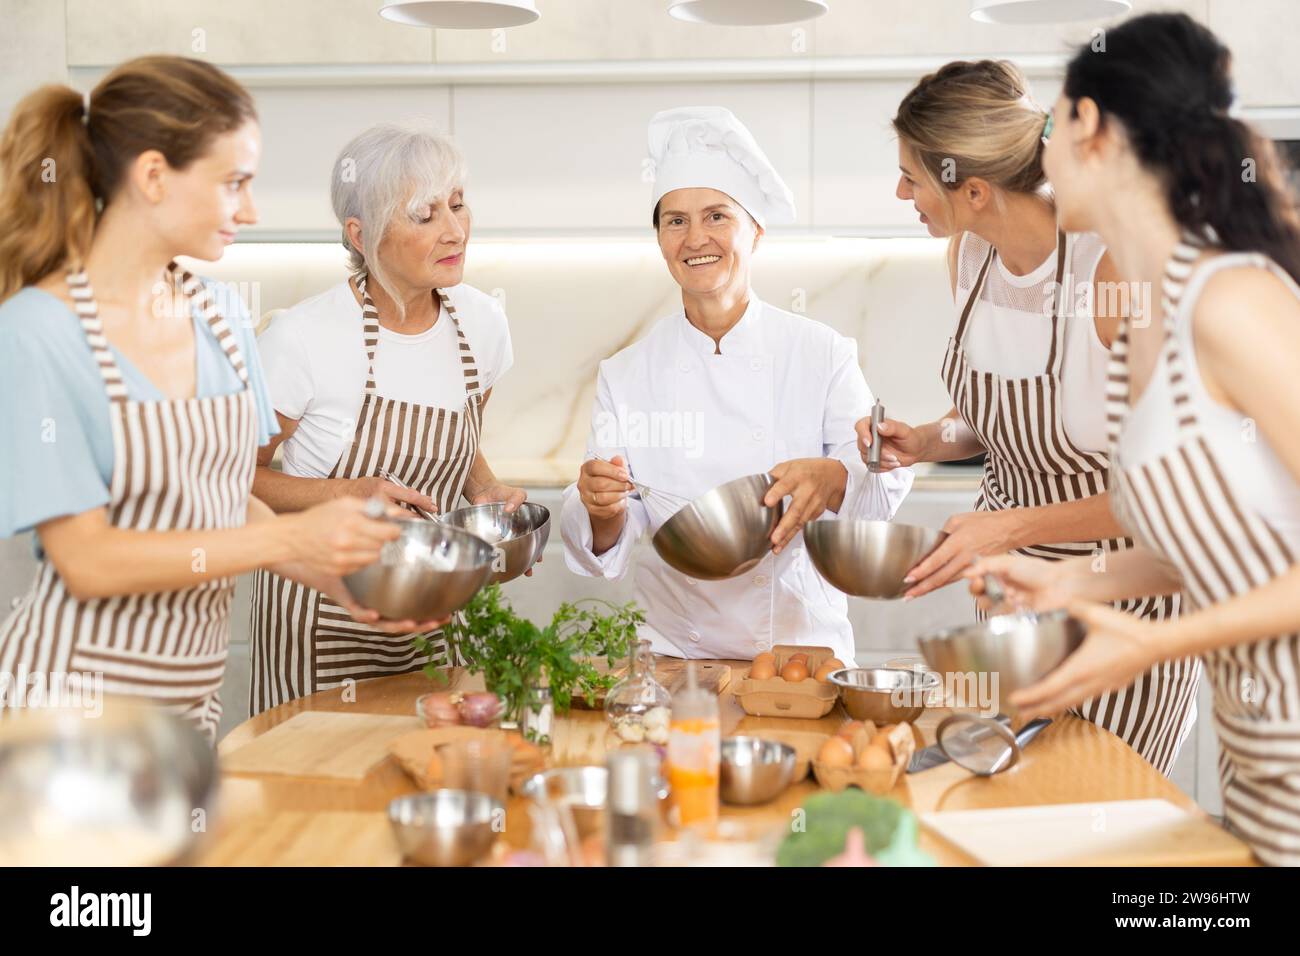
439, 501, 550, 585
0, 702, 218, 866
343, 517, 495, 620
916, 609, 1088, 703
720, 736, 796, 805
803, 519, 947, 599
651, 473, 782, 580
828, 667, 941, 724
387, 789, 502, 866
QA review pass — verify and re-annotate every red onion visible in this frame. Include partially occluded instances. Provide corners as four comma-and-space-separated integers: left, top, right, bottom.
458, 692, 504, 728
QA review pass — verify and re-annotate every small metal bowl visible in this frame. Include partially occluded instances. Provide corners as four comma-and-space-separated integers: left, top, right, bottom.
439, 502, 551, 585
828, 667, 940, 724
387, 789, 501, 866
343, 517, 495, 620
803, 519, 947, 599
520, 765, 669, 839
720, 736, 796, 806
0, 702, 218, 866
651, 474, 782, 580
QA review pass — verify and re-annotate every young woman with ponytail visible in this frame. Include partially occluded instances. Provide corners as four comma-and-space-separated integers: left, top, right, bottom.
860, 59, 1199, 775
0, 57, 444, 742
971, 13, 1300, 865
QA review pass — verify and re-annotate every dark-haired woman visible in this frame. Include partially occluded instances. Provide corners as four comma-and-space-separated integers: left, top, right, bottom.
973, 13, 1300, 865
0, 57, 443, 742
858, 59, 1199, 775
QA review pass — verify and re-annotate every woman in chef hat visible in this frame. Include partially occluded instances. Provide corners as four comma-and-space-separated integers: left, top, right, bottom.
561, 106, 913, 665
858, 59, 1200, 776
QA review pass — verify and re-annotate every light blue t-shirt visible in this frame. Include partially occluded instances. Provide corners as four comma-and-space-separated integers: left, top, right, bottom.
0, 281, 280, 548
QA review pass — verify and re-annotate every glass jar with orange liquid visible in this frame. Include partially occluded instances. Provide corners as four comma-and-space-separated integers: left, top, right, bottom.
667, 662, 720, 830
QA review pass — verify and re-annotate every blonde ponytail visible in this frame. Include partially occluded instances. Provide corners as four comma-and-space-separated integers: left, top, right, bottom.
893, 60, 1048, 210
0, 86, 97, 301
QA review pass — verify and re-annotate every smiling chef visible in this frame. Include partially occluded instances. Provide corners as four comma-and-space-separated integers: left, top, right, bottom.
561, 106, 913, 664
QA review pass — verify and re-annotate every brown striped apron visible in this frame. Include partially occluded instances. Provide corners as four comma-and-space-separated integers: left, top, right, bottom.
248, 274, 482, 716
0, 265, 257, 744
1108, 234, 1300, 865
943, 230, 1200, 775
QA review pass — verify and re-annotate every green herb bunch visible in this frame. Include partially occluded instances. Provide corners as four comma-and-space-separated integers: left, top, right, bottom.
415, 584, 645, 722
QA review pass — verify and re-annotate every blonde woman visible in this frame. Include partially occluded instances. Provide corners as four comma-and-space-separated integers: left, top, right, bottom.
857, 61, 1199, 774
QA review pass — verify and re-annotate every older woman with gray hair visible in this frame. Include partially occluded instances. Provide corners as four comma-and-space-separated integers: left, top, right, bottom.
248, 121, 522, 715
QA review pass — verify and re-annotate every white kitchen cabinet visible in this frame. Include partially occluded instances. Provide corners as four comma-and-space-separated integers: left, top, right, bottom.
65, 0, 433, 66
249, 84, 453, 234
0, 0, 67, 120
450, 79, 813, 230
1209, 0, 1300, 107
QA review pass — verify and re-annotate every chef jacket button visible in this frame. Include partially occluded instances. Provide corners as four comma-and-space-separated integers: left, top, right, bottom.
678, 361, 691, 373
755, 640, 770, 651
750, 358, 763, 371
9, 596, 19, 610
792, 547, 803, 559
687, 630, 701, 643
753, 574, 769, 587
751, 428, 764, 441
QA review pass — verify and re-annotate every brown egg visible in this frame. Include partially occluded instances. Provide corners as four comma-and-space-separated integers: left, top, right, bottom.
788, 652, 811, 665
749, 659, 777, 680
753, 651, 777, 667
869, 726, 896, 751
780, 660, 810, 682
857, 744, 894, 771
836, 720, 865, 741
818, 736, 854, 767
814, 658, 845, 683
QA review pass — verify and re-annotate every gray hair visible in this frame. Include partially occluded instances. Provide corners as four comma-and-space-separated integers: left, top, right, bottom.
330, 120, 467, 320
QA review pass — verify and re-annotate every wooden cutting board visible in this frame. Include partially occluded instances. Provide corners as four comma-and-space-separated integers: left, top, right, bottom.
198, 811, 400, 866
220, 711, 422, 781
573, 659, 731, 709
921, 799, 1254, 867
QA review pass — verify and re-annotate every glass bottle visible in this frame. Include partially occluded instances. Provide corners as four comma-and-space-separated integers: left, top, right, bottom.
667, 662, 720, 831
604, 639, 671, 745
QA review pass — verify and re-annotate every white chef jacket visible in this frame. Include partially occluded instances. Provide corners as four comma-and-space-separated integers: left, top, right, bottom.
561, 294, 913, 663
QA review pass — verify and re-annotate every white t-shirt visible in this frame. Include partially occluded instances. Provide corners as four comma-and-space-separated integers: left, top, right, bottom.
258, 280, 513, 478
956, 231, 1111, 453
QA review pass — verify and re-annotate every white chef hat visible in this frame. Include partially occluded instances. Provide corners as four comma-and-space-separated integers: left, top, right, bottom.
647, 106, 796, 229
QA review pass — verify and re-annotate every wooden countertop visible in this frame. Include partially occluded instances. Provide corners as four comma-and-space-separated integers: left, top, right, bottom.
200, 664, 1249, 866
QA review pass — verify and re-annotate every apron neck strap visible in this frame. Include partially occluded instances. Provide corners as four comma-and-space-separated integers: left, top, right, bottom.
1105, 231, 1205, 448
67, 262, 249, 405
1043, 229, 1070, 378
356, 273, 482, 402
954, 240, 995, 346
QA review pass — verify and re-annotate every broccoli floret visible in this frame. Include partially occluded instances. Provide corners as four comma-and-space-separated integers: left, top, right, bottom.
777, 790, 931, 867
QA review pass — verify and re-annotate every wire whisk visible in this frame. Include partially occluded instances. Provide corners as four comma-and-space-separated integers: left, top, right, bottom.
593, 455, 693, 524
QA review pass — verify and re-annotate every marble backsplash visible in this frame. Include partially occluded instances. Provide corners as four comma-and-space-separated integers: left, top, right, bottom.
188, 236, 959, 487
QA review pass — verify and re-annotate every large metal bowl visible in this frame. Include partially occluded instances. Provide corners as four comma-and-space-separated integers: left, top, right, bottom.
439, 502, 550, 585
828, 667, 940, 724
343, 517, 495, 620
520, 765, 669, 839
0, 702, 218, 866
388, 789, 501, 866
651, 473, 782, 580
916, 609, 1088, 706
720, 736, 796, 805
804, 519, 947, 599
